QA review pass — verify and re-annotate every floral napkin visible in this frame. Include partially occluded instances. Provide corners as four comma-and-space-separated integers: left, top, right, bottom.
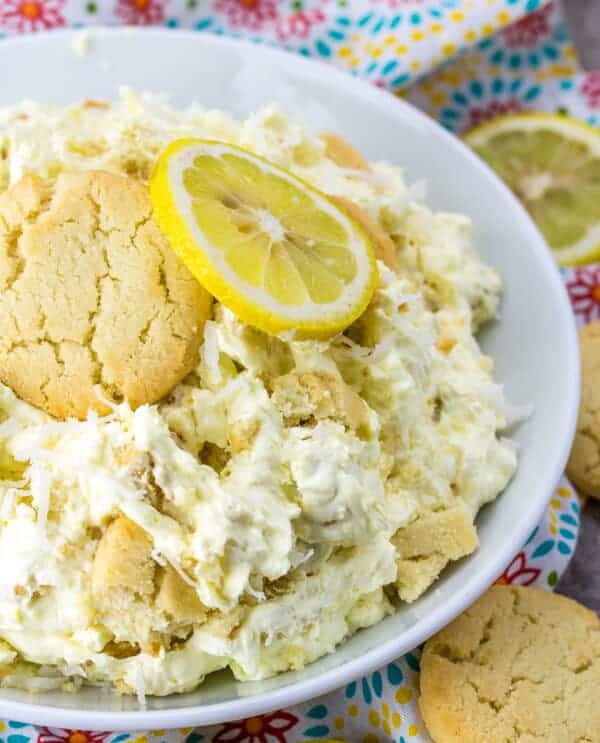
0, 0, 595, 740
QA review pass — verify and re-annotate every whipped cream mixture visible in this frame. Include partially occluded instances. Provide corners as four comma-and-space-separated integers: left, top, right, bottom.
0, 90, 516, 696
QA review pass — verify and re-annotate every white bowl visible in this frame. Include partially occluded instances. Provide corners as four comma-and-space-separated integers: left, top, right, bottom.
0, 28, 579, 730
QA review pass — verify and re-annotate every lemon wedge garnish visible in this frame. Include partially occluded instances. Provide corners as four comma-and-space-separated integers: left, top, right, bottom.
150, 139, 378, 338
464, 113, 600, 266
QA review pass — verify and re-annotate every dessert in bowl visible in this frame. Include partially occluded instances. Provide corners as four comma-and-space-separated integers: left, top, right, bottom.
0, 30, 578, 728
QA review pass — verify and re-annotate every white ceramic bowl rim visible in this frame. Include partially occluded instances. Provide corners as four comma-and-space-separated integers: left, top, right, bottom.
0, 27, 580, 730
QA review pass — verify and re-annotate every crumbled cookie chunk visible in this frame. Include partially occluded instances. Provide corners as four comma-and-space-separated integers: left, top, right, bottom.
331, 195, 399, 272
156, 564, 207, 626
92, 515, 155, 609
393, 504, 478, 601
320, 132, 370, 171
271, 370, 371, 435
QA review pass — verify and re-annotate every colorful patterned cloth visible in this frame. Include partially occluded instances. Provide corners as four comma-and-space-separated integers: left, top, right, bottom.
0, 0, 596, 740
0, 0, 566, 92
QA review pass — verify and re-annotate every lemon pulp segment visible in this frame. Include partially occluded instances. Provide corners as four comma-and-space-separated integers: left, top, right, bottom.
150, 139, 378, 338
464, 113, 600, 266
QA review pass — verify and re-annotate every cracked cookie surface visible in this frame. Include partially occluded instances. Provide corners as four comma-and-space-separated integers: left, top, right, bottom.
567, 321, 600, 499
0, 170, 212, 419
419, 585, 600, 742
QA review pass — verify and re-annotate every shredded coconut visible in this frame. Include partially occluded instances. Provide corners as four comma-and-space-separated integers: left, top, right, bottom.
150, 549, 167, 567
500, 436, 520, 455
62, 663, 87, 678
290, 548, 315, 569
502, 402, 534, 430
0, 419, 22, 438
74, 467, 144, 502
1, 479, 27, 489
213, 376, 247, 405
334, 336, 394, 364
377, 262, 397, 287
246, 584, 266, 601
277, 329, 297, 343
92, 385, 120, 413
0, 584, 17, 603
135, 660, 147, 709
202, 321, 222, 384
339, 167, 389, 184
0, 489, 16, 520
29, 462, 51, 535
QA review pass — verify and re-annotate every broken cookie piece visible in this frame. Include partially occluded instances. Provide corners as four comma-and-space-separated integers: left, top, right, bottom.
330, 195, 399, 272
92, 515, 155, 609
271, 370, 372, 435
92, 515, 206, 648
393, 504, 478, 602
321, 132, 370, 171
156, 564, 207, 626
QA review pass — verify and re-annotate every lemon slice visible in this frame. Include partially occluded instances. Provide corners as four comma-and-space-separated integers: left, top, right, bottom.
464, 113, 600, 266
150, 139, 378, 338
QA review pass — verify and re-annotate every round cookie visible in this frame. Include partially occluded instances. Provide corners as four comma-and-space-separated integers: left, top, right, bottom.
0, 170, 212, 420
419, 585, 600, 742
567, 321, 600, 498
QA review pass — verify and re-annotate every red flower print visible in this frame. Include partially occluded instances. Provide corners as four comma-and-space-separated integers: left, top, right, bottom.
37, 729, 111, 743
214, 710, 299, 743
502, 3, 553, 48
567, 266, 600, 324
213, 0, 279, 32
496, 552, 541, 586
466, 98, 523, 130
581, 72, 600, 110
114, 0, 167, 26
0, 0, 65, 32
275, 8, 325, 42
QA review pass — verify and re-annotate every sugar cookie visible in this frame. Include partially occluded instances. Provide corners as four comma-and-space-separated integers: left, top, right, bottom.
567, 321, 600, 498
0, 171, 212, 419
419, 585, 600, 742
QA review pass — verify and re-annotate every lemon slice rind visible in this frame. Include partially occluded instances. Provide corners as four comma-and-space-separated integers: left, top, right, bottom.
150, 138, 378, 338
464, 113, 600, 266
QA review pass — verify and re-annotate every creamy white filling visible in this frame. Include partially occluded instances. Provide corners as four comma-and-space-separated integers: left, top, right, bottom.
0, 92, 517, 694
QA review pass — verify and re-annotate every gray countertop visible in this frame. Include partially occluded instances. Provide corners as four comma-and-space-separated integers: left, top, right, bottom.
557, 498, 600, 613
562, 0, 600, 70
549, 1, 599, 612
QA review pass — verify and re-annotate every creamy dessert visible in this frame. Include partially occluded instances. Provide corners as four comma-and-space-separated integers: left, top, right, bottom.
0, 90, 516, 698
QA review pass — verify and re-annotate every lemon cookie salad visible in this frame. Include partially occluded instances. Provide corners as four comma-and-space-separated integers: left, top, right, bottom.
0, 90, 516, 698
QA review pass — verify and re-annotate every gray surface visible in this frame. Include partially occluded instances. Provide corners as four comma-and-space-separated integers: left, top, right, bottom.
557, 498, 600, 613
554, 0, 600, 613
562, 0, 600, 69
